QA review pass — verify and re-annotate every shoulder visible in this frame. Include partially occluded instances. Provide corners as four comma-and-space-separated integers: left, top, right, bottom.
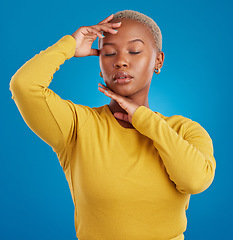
156, 111, 192, 128
67, 102, 109, 122
62, 101, 109, 129
66, 101, 107, 115
156, 111, 210, 140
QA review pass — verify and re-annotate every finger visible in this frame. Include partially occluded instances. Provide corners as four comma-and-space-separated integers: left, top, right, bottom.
99, 14, 114, 24
114, 112, 130, 123
84, 27, 105, 38
98, 84, 125, 105
98, 83, 112, 94
98, 83, 115, 94
103, 89, 123, 103
93, 23, 121, 35
98, 85, 106, 94
89, 49, 100, 56
98, 86, 115, 99
99, 22, 121, 28
98, 84, 116, 97
98, 83, 108, 90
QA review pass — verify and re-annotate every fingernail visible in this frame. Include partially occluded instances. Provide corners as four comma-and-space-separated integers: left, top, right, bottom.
102, 34, 105, 38
114, 30, 118, 32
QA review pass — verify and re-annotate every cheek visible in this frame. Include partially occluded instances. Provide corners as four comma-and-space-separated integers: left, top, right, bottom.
133, 55, 155, 76
99, 56, 112, 74
99, 57, 114, 85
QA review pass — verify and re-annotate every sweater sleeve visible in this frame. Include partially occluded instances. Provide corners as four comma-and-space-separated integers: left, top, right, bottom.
132, 106, 216, 195
9, 35, 80, 153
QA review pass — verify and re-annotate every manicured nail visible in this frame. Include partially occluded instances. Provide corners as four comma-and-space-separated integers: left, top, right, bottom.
102, 34, 105, 38
114, 30, 118, 32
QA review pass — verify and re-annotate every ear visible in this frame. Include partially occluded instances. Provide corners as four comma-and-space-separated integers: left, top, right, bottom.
154, 51, 165, 70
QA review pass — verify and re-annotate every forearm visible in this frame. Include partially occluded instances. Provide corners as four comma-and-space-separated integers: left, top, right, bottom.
10, 35, 75, 92
132, 106, 216, 194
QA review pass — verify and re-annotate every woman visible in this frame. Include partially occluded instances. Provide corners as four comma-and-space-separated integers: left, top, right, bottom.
10, 10, 216, 240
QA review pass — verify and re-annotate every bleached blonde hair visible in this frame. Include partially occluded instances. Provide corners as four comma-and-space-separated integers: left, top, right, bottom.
98, 10, 162, 51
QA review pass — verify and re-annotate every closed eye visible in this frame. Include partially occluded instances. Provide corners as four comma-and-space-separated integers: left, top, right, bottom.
104, 52, 141, 56
105, 53, 116, 56
129, 51, 141, 54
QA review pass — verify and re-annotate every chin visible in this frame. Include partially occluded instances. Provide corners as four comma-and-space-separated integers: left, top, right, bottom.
106, 82, 135, 96
111, 86, 136, 97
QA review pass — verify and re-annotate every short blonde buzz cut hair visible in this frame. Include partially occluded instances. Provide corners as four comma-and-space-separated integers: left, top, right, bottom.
98, 10, 162, 52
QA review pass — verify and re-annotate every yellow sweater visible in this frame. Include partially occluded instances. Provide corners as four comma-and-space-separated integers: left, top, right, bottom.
10, 35, 216, 240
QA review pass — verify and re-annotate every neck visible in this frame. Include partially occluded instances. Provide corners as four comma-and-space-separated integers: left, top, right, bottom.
109, 97, 149, 113
108, 94, 149, 128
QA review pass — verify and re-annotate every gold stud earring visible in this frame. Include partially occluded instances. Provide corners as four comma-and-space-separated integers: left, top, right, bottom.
100, 71, 103, 78
154, 68, 161, 74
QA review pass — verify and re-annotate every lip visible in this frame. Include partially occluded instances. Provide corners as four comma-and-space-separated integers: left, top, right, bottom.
113, 71, 133, 84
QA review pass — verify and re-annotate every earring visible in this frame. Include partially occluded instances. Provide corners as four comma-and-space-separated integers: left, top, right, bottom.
100, 71, 103, 78
154, 68, 161, 74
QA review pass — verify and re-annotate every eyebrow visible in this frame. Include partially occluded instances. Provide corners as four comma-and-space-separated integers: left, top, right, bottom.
103, 38, 145, 47
129, 39, 145, 44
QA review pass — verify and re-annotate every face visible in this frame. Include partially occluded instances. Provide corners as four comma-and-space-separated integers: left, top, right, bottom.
99, 19, 159, 98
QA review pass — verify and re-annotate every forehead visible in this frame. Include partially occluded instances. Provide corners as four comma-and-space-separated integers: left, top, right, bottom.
100, 19, 155, 49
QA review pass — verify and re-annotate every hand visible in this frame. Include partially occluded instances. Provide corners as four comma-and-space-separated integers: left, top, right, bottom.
98, 83, 140, 124
71, 14, 121, 58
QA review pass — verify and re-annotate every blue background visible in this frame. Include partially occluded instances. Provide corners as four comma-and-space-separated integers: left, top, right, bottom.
1, 0, 232, 239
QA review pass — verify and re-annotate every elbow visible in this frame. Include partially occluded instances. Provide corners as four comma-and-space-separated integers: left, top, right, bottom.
10, 71, 34, 99
10, 73, 25, 97
180, 178, 214, 195
177, 165, 216, 195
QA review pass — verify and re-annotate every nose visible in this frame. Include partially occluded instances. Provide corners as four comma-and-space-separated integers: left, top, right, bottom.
114, 53, 129, 69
